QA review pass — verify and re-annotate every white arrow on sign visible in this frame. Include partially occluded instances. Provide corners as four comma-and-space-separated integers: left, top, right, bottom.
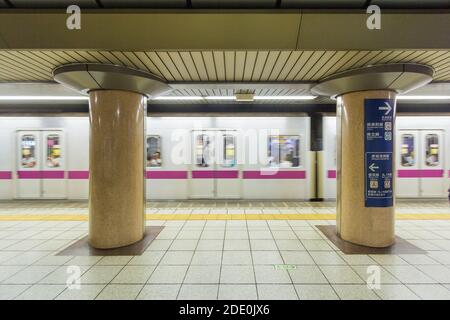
379, 102, 392, 115
369, 163, 379, 172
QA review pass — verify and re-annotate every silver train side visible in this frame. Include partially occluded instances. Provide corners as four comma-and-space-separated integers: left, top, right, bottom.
0, 116, 449, 200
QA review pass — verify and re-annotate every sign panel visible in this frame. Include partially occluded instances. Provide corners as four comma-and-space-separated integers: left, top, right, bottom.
364, 99, 395, 207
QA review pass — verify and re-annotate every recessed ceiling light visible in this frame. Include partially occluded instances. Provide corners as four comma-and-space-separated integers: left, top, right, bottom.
0, 96, 88, 100
204, 96, 236, 100
253, 96, 317, 100
397, 95, 450, 100
153, 96, 203, 100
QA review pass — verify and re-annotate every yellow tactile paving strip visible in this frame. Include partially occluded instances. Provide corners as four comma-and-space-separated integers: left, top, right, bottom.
1, 213, 450, 221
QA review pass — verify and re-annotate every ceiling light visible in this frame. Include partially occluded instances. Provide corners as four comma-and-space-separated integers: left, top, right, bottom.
397, 95, 450, 100
254, 96, 317, 100
0, 96, 88, 101
204, 96, 236, 100
153, 96, 203, 100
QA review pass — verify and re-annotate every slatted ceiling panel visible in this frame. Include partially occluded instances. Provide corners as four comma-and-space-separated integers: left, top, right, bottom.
293, 51, 323, 80
189, 52, 207, 81
0, 52, 47, 80
213, 51, 225, 81
202, 51, 217, 81
38, 51, 69, 65
223, 51, 235, 81
330, 51, 363, 74
0, 51, 48, 76
16, 51, 52, 69
250, 51, 268, 81
282, 51, 309, 80
258, 51, 280, 80
121, 52, 146, 72
5, 51, 51, 75
266, 51, 290, 81
340, 51, 373, 70
275, 51, 299, 81
419, 51, 449, 65
182, 52, 201, 81
133, 52, 161, 78
242, 51, 257, 81
157, 52, 183, 80
167, 52, 190, 81
233, 51, 245, 81
145, 52, 173, 81
1, 49, 450, 83
427, 53, 450, 70
304, 51, 337, 80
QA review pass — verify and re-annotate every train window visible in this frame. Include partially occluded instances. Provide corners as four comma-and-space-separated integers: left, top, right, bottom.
400, 134, 415, 167
146, 135, 162, 167
46, 134, 61, 168
21, 135, 37, 168
195, 134, 211, 167
268, 135, 300, 168
222, 135, 236, 168
425, 134, 439, 167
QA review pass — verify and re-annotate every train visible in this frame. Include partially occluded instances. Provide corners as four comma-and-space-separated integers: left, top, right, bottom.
0, 115, 448, 200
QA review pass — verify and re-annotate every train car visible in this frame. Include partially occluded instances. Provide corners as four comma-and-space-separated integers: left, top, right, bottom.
321, 116, 450, 199
0, 116, 312, 200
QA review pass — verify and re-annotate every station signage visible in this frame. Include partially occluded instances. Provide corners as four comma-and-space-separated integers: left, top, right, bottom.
364, 98, 395, 207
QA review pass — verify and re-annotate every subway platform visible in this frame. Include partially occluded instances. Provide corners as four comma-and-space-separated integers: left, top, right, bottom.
0, 199, 450, 300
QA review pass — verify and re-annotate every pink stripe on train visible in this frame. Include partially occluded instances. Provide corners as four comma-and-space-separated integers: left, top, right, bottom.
147, 171, 188, 179
397, 169, 445, 178
327, 170, 336, 179
191, 170, 239, 179
243, 170, 306, 179
17, 170, 65, 179
68, 171, 89, 179
0, 171, 12, 180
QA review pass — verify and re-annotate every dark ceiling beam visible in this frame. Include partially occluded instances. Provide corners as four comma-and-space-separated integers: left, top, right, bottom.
1, 102, 449, 116
0, 10, 449, 50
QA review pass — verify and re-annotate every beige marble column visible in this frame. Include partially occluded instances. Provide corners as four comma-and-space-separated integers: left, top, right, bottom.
88, 90, 146, 249
336, 90, 396, 247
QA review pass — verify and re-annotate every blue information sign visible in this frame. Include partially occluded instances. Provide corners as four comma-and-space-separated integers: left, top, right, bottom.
364, 99, 395, 207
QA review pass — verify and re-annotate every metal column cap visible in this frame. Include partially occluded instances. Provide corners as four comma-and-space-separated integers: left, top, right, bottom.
311, 63, 434, 98
53, 63, 172, 97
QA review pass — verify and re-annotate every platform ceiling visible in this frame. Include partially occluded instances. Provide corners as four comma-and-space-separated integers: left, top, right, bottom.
0, 1, 449, 9
0, 3, 449, 105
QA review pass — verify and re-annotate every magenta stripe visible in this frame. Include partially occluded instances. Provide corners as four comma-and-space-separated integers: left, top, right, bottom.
243, 170, 306, 179
147, 171, 188, 179
327, 170, 336, 179
397, 169, 444, 178
17, 171, 41, 179
41, 171, 65, 179
192, 170, 215, 179
68, 170, 89, 179
0, 171, 12, 180
191, 170, 239, 179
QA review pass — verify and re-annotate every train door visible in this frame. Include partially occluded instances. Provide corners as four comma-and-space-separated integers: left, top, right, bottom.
190, 130, 240, 199
16, 130, 66, 199
16, 131, 41, 198
397, 129, 445, 198
420, 130, 445, 197
190, 130, 216, 198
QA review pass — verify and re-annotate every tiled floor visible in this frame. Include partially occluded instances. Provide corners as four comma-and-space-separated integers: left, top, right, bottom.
0, 199, 449, 216
1, 211, 450, 300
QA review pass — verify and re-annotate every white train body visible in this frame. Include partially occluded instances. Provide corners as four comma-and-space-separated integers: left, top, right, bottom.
0, 115, 448, 200
321, 116, 450, 199
0, 116, 312, 200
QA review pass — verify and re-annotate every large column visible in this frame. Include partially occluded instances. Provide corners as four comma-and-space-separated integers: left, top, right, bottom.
53, 64, 170, 249
337, 90, 396, 247
89, 90, 146, 248
312, 64, 433, 247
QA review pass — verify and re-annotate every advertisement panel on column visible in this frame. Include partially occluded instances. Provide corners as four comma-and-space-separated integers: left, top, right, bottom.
364, 98, 395, 207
